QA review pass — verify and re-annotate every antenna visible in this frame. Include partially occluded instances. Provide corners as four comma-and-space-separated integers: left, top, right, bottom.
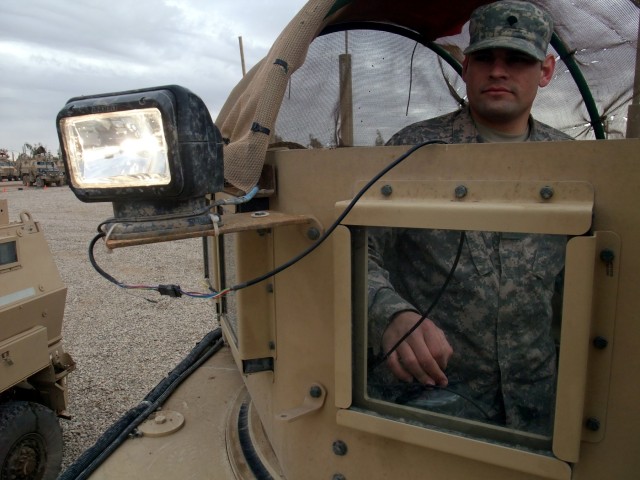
238, 36, 247, 77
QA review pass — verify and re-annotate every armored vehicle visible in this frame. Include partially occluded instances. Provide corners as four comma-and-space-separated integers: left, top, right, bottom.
57, 1, 639, 479
0, 163, 18, 182
0, 200, 75, 479
0, 150, 18, 181
17, 155, 64, 187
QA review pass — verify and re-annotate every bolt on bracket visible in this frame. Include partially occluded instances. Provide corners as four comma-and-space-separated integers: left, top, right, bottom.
276, 383, 326, 423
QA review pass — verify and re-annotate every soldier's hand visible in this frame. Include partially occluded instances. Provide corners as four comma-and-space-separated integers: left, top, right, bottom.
382, 311, 452, 386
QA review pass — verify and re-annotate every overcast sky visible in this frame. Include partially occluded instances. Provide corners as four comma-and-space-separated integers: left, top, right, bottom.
0, 0, 308, 157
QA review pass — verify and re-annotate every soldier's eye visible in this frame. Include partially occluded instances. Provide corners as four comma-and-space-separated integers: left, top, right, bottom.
472, 52, 493, 63
507, 54, 537, 65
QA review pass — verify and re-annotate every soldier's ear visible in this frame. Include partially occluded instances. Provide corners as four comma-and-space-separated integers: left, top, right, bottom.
539, 54, 555, 88
461, 56, 469, 82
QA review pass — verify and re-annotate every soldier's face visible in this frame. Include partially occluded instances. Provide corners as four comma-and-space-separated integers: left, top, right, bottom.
462, 48, 555, 133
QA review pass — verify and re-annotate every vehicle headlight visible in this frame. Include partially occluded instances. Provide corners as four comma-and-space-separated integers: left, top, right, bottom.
56, 85, 224, 244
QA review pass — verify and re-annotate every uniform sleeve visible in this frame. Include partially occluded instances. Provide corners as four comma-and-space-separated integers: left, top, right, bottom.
367, 227, 420, 351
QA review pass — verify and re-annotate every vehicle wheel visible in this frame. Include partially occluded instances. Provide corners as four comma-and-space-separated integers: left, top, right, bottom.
0, 401, 63, 480
22, 176, 29, 186
35, 177, 44, 188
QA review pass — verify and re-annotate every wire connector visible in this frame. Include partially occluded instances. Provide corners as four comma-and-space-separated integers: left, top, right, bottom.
158, 284, 183, 298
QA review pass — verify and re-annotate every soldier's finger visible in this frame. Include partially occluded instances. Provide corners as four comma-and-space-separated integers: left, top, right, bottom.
423, 328, 453, 370
395, 343, 439, 386
386, 351, 414, 383
408, 340, 448, 386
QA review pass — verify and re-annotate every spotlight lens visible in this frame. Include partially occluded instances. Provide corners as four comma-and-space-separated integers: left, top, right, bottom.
61, 108, 170, 188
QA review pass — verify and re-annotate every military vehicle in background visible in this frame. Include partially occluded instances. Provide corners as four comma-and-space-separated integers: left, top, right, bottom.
0, 199, 75, 479
16, 149, 65, 187
0, 149, 18, 182
55, 1, 640, 479
54, 158, 67, 185
0, 163, 18, 182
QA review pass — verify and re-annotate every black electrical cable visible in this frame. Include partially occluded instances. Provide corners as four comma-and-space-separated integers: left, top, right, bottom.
371, 230, 466, 369
231, 140, 447, 292
372, 381, 492, 420
97, 207, 211, 231
405, 41, 419, 116
95, 186, 259, 231
60, 329, 224, 480
88, 140, 447, 294
427, 385, 491, 420
88, 231, 120, 285
88, 140, 463, 370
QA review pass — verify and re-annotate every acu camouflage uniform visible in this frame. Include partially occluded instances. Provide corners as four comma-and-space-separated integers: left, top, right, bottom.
368, 107, 572, 435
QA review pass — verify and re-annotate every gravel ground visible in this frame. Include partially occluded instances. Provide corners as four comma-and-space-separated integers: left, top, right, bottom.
1, 183, 218, 472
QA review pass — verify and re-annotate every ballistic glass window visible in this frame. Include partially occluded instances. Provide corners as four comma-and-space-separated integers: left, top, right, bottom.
0, 240, 18, 268
353, 226, 567, 452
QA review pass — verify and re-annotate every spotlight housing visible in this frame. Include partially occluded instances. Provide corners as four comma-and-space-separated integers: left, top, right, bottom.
56, 85, 224, 243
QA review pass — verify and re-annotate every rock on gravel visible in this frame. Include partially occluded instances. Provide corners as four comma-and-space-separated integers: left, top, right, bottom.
2, 184, 217, 471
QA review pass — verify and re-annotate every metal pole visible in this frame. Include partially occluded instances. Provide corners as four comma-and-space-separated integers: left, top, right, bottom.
626, 14, 640, 138
238, 36, 246, 77
339, 32, 353, 147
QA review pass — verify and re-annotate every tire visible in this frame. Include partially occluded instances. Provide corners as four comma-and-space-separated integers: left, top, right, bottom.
22, 175, 30, 186
0, 401, 63, 480
35, 177, 44, 188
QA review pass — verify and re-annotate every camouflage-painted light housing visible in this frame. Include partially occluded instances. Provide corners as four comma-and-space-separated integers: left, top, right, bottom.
56, 85, 224, 203
56, 85, 224, 243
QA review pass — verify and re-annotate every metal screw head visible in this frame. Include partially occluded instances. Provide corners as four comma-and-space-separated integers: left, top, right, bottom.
332, 440, 348, 456
540, 186, 554, 200
599, 249, 615, 263
454, 185, 468, 199
593, 336, 609, 350
585, 417, 601, 431
380, 184, 393, 197
307, 227, 320, 241
309, 385, 322, 398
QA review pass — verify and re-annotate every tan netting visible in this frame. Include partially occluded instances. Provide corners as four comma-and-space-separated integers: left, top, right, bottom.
217, 0, 340, 193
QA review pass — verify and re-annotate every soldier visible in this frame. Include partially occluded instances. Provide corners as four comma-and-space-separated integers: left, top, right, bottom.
368, 0, 571, 435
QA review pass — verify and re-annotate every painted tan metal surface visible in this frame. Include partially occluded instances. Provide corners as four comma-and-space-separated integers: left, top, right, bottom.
0, 326, 49, 391
0, 209, 67, 343
553, 237, 596, 462
91, 139, 640, 480
235, 229, 277, 361
336, 408, 571, 479
581, 231, 620, 445
92, 346, 246, 479
339, 180, 594, 235
137, 410, 185, 438
105, 211, 312, 249
0, 201, 74, 413
228, 140, 639, 479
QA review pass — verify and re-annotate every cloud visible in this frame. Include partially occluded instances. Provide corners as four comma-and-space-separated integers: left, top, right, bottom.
0, 0, 307, 155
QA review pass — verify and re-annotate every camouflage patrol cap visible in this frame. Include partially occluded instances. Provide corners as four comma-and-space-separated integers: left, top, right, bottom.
463, 1, 554, 61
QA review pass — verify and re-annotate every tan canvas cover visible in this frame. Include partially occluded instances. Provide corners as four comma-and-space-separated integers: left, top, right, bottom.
217, 0, 339, 193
